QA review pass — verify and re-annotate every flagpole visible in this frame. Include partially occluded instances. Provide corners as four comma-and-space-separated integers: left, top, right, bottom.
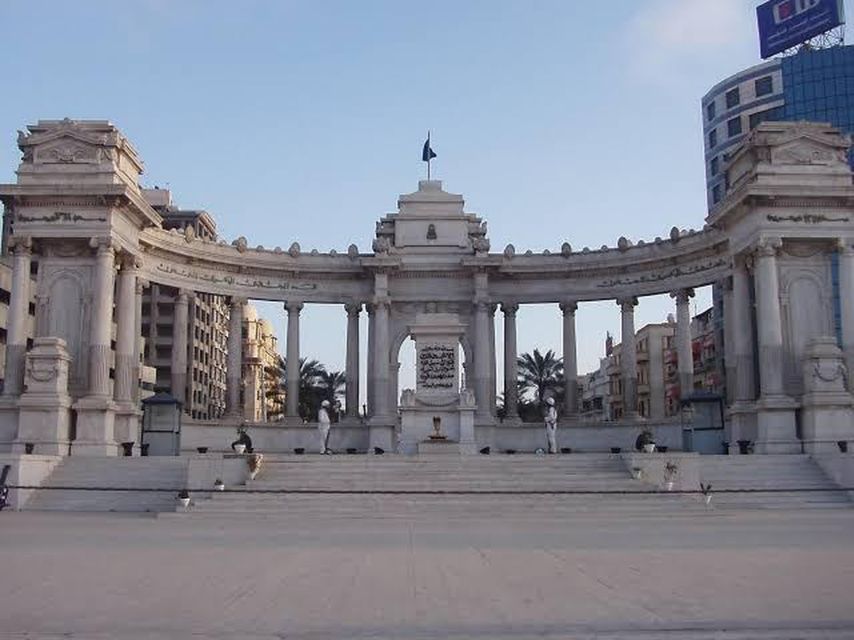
427, 130, 431, 180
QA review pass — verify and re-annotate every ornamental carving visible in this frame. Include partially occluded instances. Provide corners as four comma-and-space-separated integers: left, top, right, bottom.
16, 211, 106, 223
35, 142, 98, 164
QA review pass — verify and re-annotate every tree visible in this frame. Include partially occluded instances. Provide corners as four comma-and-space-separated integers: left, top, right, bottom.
297, 358, 327, 421
263, 355, 286, 421
316, 370, 346, 419
517, 348, 564, 407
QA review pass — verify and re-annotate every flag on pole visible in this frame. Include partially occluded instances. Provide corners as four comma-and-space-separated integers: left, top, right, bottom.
422, 134, 437, 162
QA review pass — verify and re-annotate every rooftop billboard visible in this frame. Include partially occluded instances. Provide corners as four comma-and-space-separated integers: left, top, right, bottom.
757, 0, 845, 58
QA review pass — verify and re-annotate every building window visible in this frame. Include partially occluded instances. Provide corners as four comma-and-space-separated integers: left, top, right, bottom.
749, 109, 772, 130
706, 101, 716, 122
727, 116, 742, 137
755, 75, 773, 97
710, 156, 719, 176
708, 128, 717, 149
712, 184, 722, 204
725, 87, 740, 109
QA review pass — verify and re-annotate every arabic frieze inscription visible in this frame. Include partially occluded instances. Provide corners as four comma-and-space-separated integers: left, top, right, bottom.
154, 262, 317, 292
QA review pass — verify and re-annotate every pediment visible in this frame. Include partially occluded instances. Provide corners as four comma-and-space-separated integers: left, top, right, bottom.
770, 137, 848, 167
33, 136, 104, 164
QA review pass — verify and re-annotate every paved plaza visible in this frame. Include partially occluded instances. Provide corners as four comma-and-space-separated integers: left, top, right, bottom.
1, 508, 853, 639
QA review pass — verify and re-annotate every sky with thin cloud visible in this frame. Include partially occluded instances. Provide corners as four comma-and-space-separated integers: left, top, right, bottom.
1, 0, 850, 402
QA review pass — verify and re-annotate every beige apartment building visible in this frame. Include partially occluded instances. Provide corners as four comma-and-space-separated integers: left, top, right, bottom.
140, 189, 230, 419
242, 304, 284, 422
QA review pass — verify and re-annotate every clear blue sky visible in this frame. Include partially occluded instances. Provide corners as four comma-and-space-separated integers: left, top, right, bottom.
2, 1, 849, 396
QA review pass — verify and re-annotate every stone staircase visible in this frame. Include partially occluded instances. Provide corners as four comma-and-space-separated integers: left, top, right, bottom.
189, 454, 701, 518
24, 457, 188, 512
699, 455, 851, 510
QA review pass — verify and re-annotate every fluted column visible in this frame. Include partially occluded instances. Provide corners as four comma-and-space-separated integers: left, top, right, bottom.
226, 297, 246, 416
502, 303, 519, 418
838, 238, 854, 388
721, 277, 737, 404
488, 304, 497, 415
285, 301, 303, 418
618, 297, 638, 418
372, 300, 391, 418
731, 256, 756, 402
560, 301, 578, 417
366, 304, 375, 417
2, 236, 32, 397
133, 278, 148, 402
87, 238, 116, 398
754, 239, 785, 397
671, 288, 695, 398
170, 289, 191, 406
345, 303, 361, 418
473, 301, 491, 419
114, 255, 139, 405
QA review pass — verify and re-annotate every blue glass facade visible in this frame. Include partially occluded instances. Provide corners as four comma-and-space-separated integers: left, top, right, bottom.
780, 46, 854, 167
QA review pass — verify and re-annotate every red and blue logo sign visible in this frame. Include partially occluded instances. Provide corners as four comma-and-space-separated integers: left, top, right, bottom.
757, 0, 845, 58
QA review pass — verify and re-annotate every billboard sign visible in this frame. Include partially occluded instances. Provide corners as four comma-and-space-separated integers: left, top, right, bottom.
757, 0, 845, 58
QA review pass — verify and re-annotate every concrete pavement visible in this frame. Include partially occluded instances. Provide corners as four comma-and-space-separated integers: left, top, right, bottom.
1, 508, 853, 639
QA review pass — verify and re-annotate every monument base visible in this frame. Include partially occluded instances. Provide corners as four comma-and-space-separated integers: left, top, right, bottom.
755, 396, 799, 453
72, 396, 118, 456
417, 440, 473, 455
801, 391, 854, 454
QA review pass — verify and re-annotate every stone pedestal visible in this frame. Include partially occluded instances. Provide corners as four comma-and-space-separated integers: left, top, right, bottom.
800, 337, 854, 453
755, 396, 799, 453
15, 338, 73, 456
72, 396, 118, 456
726, 402, 758, 454
114, 407, 143, 454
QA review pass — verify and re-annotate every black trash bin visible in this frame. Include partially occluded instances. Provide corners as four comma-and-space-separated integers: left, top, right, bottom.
120, 442, 134, 457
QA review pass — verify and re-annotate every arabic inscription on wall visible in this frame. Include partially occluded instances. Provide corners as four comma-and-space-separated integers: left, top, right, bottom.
418, 344, 456, 391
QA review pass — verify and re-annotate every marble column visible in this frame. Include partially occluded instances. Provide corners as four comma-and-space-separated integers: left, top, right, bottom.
170, 289, 191, 406
2, 236, 32, 397
366, 304, 375, 417
87, 238, 116, 398
671, 288, 695, 398
114, 255, 139, 405
837, 238, 854, 388
372, 300, 391, 418
502, 303, 519, 418
226, 297, 246, 417
754, 239, 785, 397
560, 301, 578, 417
345, 303, 361, 419
285, 301, 303, 418
133, 279, 148, 402
618, 297, 638, 419
721, 277, 737, 404
488, 304, 497, 415
473, 301, 491, 419
731, 256, 756, 402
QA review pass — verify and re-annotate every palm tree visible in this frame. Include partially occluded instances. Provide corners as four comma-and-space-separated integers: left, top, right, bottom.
297, 358, 327, 420
263, 355, 286, 420
316, 370, 346, 419
517, 348, 564, 406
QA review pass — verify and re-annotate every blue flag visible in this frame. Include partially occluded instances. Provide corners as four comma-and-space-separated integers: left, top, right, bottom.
422, 135, 437, 162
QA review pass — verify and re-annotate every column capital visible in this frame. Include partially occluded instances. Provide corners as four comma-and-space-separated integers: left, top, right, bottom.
7, 235, 32, 256
365, 302, 376, 315
488, 303, 498, 316
117, 251, 142, 271
135, 278, 150, 295
372, 299, 390, 311
501, 302, 519, 317
837, 237, 854, 256
617, 296, 638, 312
176, 289, 194, 303
284, 301, 304, 314
89, 236, 114, 256
345, 302, 362, 317
229, 296, 248, 309
559, 300, 578, 315
669, 288, 695, 304
473, 301, 489, 313
754, 237, 782, 258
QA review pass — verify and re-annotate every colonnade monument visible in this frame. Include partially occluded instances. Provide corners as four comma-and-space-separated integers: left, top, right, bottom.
1, 118, 854, 457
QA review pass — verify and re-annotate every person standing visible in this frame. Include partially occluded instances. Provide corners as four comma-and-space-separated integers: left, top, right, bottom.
318, 400, 332, 454
544, 397, 558, 454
